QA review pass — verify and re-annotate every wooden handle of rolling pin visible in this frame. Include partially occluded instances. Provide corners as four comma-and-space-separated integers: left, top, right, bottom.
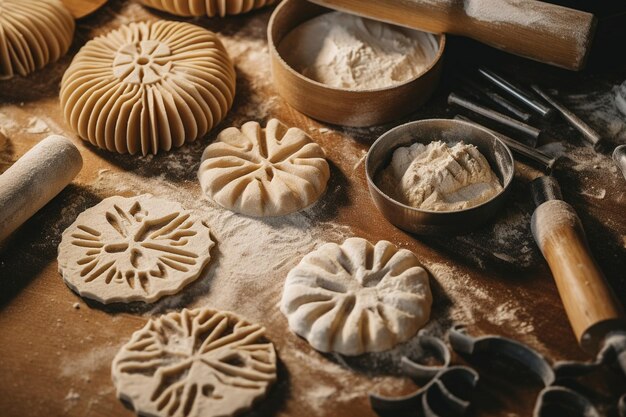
0, 135, 82, 242
531, 200, 625, 352
307, 0, 596, 70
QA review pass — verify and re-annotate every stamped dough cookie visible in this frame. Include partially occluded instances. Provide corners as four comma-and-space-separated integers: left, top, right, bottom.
280, 237, 432, 355
138, 0, 277, 17
0, 0, 75, 79
60, 21, 236, 156
112, 308, 277, 417
57, 195, 214, 304
198, 119, 330, 217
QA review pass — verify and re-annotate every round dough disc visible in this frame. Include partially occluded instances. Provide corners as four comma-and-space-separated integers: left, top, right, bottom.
280, 237, 432, 355
0, 0, 75, 80
60, 21, 236, 155
198, 119, 330, 217
57, 195, 215, 304
112, 308, 277, 417
138, 0, 278, 17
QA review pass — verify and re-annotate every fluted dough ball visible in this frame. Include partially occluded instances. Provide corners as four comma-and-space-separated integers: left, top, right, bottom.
60, 21, 236, 156
198, 119, 330, 217
281, 238, 432, 355
0, 0, 74, 80
139, 0, 278, 17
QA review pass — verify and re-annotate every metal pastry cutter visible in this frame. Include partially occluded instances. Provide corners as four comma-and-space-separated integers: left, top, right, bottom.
369, 330, 479, 417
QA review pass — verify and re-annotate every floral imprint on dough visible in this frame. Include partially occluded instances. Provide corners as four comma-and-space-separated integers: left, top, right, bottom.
57, 194, 214, 304
112, 40, 172, 85
112, 308, 277, 417
198, 118, 330, 217
280, 237, 432, 355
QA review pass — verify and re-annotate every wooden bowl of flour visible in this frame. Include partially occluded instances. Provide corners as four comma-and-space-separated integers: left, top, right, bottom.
365, 119, 515, 235
268, 0, 445, 127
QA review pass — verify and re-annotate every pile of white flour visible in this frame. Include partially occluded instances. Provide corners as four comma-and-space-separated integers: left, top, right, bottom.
379, 141, 502, 211
278, 11, 438, 90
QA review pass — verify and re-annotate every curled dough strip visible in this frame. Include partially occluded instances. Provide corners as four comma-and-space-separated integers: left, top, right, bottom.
60, 21, 236, 155
138, 0, 278, 17
0, 0, 74, 80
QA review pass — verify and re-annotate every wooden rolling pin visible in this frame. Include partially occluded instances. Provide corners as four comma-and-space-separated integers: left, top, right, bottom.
531, 176, 625, 353
0, 135, 82, 242
307, 0, 596, 70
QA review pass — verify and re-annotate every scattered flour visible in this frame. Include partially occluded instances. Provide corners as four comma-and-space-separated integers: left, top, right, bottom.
64, 389, 80, 401
278, 11, 438, 90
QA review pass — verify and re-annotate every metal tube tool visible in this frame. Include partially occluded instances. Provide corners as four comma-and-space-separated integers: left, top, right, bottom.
478, 68, 554, 118
531, 176, 626, 361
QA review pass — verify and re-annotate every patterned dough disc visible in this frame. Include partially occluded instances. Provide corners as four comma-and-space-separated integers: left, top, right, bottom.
57, 195, 215, 304
280, 237, 432, 355
112, 308, 277, 417
138, 0, 278, 17
0, 0, 75, 80
60, 21, 236, 156
198, 119, 330, 217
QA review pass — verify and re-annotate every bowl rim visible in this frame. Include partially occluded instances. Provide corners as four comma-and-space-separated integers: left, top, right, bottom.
267, 0, 447, 94
365, 118, 515, 215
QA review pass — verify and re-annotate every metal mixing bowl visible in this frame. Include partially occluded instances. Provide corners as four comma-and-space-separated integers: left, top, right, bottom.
365, 119, 515, 235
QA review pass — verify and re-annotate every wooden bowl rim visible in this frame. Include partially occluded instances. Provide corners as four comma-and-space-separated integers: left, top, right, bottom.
267, 0, 447, 94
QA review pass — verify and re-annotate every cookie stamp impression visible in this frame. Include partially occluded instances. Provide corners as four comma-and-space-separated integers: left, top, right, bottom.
198, 119, 330, 217
112, 308, 277, 417
60, 21, 236, 155
57, 195, 214, 304
281, 237, 432, 355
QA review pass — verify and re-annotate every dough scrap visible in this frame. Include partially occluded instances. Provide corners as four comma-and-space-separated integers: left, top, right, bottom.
138, 0, 277, 17
57, 195, 214, 304
112, 308, 277, 417
0, 0, 74, 80
280, 237, 432, 355
60, 21, 236, 156
198, 119, 330, 217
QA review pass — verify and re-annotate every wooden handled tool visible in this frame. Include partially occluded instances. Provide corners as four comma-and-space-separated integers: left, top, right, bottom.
307, 0, 596, 70
531, 176, 626, 353
0, 135, 82, 243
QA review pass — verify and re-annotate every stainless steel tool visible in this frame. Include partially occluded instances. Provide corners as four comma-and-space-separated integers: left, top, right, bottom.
530, 85, 605, 150
454, 115, 557, 172
478, 68, 554, 118
369, 331, 479, 417
614, 145, 626, 181
448, 92, 542, 146
458, 75, 532, 122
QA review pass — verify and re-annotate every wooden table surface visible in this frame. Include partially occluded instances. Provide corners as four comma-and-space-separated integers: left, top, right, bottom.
1, 2, 625, 416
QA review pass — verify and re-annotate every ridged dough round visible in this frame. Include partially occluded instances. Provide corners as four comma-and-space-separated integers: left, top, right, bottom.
0, 0, 74, 80
198, 119, 330, 217
138, 0, 278, 17
280, 238, 432, 356
60, 21, 236, 156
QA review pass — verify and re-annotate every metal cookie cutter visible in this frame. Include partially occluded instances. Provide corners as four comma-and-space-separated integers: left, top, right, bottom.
449, 325, 625, 417
369, 331, 479, 417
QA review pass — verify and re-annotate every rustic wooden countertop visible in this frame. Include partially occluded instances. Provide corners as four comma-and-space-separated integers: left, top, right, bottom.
1, 2, 625, 416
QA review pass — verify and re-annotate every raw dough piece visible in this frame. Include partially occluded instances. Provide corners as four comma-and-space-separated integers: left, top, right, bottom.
60, 21, 236, 156
198, 119, 330, 217
379, 141, 502, 211
112, 308, 277, 417
280, 237, 432, 355
138, 0, 277, 17
57, 195, 214, 304
0, 0, 75, 80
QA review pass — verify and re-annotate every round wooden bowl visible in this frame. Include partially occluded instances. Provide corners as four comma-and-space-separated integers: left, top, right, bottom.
267, 0, 446, 127
365, 119, 515, 235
